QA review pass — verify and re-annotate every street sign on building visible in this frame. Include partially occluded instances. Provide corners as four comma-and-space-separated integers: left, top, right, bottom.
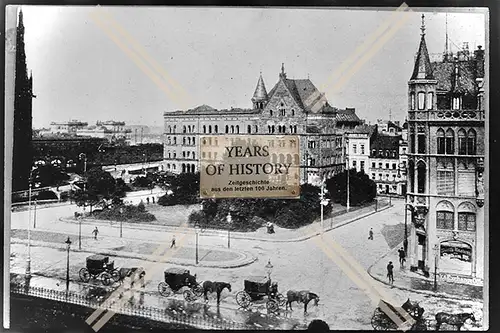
200, 135, 300, 199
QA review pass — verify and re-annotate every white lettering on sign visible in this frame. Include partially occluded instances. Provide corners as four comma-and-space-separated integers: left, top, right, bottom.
200, 135, 300, 199
439, 273, 483, 287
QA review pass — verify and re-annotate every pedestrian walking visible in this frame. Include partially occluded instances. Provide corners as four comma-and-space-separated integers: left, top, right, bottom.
387, 261, 394, 284
170, 235, 176, 248
368, 228, 374, 240
398, 247, 406, 267
92, 227, 99, 240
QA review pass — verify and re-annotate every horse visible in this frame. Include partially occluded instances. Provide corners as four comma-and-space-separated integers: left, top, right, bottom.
202, 281, 231, 305
435, 312, 476, 331
285, 290, 320, 314
118, 267, 146, 288
401, 298, 425, 320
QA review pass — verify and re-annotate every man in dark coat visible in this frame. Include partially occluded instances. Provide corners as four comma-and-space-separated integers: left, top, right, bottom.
398, 247, 406, 267
387, 261, 394, 284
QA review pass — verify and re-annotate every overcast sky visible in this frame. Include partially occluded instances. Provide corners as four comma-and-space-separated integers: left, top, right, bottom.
16, 6, 486, 128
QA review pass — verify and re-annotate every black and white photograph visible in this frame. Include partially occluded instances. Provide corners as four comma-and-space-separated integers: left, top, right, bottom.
4, 4, 488, 332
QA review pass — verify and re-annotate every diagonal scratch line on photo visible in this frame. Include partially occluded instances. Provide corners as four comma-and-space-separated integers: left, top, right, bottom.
91, 6, 192, 110
85, 223, 191, 331
88, 11, 191, 111
319, 3, 409, 93
312, 231, 415, 330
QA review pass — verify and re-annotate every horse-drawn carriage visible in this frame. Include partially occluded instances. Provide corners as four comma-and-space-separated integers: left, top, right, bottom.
79, 255, 120, 286
158, 267, 204, 302
371, 298, 427, 331
235, 276, 286, 313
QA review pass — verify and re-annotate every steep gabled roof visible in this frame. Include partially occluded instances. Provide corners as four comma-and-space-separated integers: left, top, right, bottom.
252, 74, 268, 101
335, 108, 361, 123
432, 60, 480, 95
411, 35, 434, 80
267, 77, 327, 113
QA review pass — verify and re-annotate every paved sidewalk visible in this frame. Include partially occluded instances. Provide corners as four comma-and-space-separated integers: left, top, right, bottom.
11, 229, 256, 269
367, 245, 483, 301
61, 201, 392, 243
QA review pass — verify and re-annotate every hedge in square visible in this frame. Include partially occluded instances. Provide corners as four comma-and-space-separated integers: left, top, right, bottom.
200, 135, 300, 199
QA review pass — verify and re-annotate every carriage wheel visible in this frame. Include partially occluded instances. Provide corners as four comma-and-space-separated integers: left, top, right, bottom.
266, 299, 279, 314
158, 282, 172, 297
236, 291, 251, 308
276, 293, 286, 307
101, 272, 112, 286
371, 308, 390, 331
79, 268, 91, 283
183, 290, 196, 302
111, 270, 120, 282
192, 284, 204, 297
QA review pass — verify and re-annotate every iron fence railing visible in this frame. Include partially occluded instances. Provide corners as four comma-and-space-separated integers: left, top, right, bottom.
10, 285, 256, 330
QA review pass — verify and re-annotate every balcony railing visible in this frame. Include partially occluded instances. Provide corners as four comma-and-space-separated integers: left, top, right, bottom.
408, 109, 484, 122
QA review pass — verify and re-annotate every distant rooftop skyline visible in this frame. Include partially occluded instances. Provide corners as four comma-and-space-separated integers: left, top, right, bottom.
16, 6, 487, 128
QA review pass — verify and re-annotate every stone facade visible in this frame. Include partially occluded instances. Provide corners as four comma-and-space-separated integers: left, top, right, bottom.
163, 65, 362, 183
406, 16, 485, 284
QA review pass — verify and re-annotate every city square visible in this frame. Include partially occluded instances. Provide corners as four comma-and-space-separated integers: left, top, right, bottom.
6, 5, 487, 332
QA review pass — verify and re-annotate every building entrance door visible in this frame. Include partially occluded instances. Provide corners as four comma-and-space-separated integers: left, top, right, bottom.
417, 234, 426, 270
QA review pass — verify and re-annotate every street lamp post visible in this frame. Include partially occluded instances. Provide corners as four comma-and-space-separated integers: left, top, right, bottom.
319, 177, 330, 232
226, 212, 232, 249
33, 199, 37, 229
265, 260, 274, 281
433, 243, 439, 292
119, 207, 124, 238
26, 167, 35, 278
65, 237, 72, 294
195, 225, 200, 265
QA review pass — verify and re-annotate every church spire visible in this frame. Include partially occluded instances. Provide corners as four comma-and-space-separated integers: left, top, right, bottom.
251, 73, 268, 109
410, 14, 434, 80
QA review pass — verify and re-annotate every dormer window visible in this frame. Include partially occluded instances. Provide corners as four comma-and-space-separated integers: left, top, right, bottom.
280, 109, 286, 116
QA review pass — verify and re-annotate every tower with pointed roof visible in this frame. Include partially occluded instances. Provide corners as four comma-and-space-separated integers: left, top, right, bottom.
406, 14, 485, 285
251, 73, 268, 109
13, 8, 35, 191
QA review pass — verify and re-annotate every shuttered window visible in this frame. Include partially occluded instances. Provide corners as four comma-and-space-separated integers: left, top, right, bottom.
458, 171, 475, 196
437, 170, 455, 195
437, 211, 454, 229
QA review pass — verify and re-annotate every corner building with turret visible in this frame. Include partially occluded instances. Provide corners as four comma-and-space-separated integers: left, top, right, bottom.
163, 64, 362, 183
406, 15, 485, 286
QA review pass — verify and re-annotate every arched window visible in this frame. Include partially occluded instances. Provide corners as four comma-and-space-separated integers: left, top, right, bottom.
173, 137, 177, 144
418, 92, 425, 110
182, 137, 186, 145
215, 125, 218, 133
458, 202, 477, 231
247, 125, 251, 133
427, 92, 434, 110
182, 163, 186, 173
436, 128, 445, 154
203, 125, 206, 133
209, 125, 212, 133
272, 125, 275, 133
410, 93, 415, 110
225, 125, 229, 134
270, 110, 273, 116
254, 125, 258, 133
291, 109, 295, 116
445, 129, 454, 154
173, 125, 176, 133
467, 129, 476, 155
167, 125, 171, 133
436, 200, 454, 229
192, 152, 196, 160
183, 126, 186, 133
458, 129, 467, 155
417, 161, 426, 194
268, 125, 272, 133
231, 125, 234, 134
236, 125, 239, 134
192, 137, 195, 145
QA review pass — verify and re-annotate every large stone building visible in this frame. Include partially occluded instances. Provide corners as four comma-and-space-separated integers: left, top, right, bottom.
12, 9, 35, 191
406, 15, 485, 285
163, 65, 362, 183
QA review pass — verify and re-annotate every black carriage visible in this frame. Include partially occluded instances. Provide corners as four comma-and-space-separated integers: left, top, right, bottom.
371, 299, 428, 331
79, 255, 120, 286
235, 276, 286, 313
157, 267, 203, 302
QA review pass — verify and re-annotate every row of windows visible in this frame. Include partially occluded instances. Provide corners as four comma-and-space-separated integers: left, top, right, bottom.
409, 128, 477, 155
269, 105, 296, 117
371, 149, 398, 158
371, 162, 401, 170
410, 92, 467, 111
268, 125, 298, 134
352, 144, 366, 155
166, 151, 196, 159
167, 124, 300, 135
371, 173, 402, 181
435, 200, 477, 231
